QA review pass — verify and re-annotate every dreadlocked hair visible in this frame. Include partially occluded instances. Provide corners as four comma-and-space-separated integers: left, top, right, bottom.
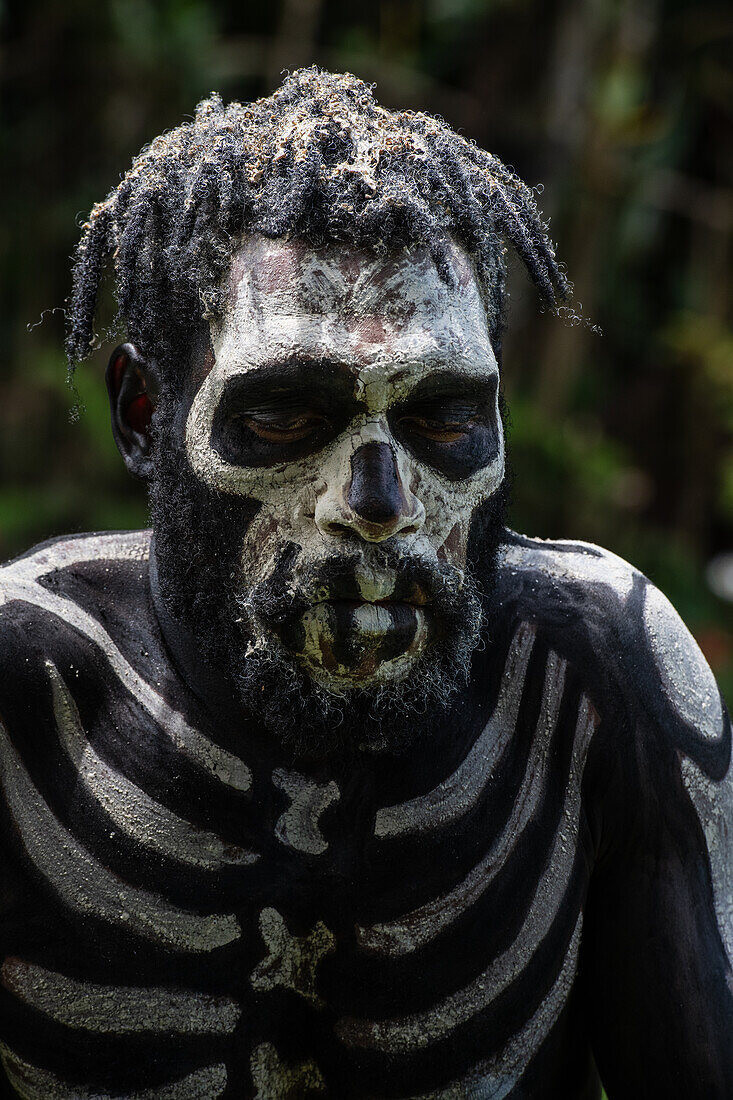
66, 67, 576, 386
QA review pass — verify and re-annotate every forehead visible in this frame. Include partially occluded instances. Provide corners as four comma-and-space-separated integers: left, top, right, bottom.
211, 235, 496, 385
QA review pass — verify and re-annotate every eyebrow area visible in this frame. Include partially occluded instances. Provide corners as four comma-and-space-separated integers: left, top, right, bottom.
219, 357, 358, 404
217, 357, 498, 409
396, 369, 498, 405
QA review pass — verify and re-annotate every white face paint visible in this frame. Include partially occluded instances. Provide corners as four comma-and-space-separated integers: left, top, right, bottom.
184, 235, 504, 687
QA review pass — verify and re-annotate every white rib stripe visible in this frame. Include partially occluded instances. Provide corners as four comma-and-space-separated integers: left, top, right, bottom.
1, 958, 240, 1036
339, 695, 598, 1053
0, 722, 240, 953
413, 915, 583, 1099
359, 651, 567, 955
47, 661, 257, 871
0, 547, 251, 793
374, 623, 536, 838
0, 1045, 227, 1100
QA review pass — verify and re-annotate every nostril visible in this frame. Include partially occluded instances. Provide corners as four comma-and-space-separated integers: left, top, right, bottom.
323, 521, 352, 537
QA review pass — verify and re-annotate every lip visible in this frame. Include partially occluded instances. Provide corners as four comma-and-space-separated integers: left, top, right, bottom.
316, 598, 428, 611
312, 585, 430, 609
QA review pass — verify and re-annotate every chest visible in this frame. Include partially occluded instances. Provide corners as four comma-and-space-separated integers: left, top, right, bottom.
0, 627, 598, 1097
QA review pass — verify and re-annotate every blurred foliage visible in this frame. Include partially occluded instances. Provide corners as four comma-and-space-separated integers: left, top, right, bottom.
1, 0, 733, 693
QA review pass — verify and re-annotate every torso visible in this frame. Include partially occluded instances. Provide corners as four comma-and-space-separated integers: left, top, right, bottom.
0, 529, 680, 1097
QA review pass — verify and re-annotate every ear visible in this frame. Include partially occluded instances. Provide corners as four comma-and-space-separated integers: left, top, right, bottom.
105, 343, 161, 480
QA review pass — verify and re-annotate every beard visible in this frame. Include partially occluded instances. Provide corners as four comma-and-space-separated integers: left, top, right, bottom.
150, 400, 508, 759
229, 541, 490, 757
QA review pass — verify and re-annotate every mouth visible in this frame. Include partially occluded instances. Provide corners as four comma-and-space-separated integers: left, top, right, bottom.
295, 596, 431, 682
290, 578, 433, 673
309, 595, 432, 639
316, 596, 429, 611
312, 577, 431, 609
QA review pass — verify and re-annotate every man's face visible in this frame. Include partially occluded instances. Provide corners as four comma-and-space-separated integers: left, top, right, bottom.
180, 235, 505, 699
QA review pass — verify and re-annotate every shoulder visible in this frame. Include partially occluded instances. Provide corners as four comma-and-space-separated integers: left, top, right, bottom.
0, 529, 152, 670
496, 529, 638, 610
0, 528, 150, 586
495, 530, 728, 758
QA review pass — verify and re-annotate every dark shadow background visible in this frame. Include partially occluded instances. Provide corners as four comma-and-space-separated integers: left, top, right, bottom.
2, 0, 733, 696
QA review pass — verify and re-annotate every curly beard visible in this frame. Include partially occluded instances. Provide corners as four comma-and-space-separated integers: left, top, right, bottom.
229, 541, 489, 757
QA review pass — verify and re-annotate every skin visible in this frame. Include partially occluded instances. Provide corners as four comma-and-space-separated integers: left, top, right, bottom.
108, 235, 504, 689
0, 232, 730, 1099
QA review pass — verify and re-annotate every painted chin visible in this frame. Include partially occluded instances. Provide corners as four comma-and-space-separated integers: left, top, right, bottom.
294, 599, 431, 685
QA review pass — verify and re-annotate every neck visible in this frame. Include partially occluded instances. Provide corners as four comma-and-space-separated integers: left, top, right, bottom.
149, 538, 247, 724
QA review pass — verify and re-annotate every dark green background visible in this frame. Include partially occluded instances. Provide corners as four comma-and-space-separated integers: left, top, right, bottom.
2, 0, 733, 701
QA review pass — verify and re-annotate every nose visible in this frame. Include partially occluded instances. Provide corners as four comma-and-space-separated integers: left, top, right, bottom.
316, 441, 425, 542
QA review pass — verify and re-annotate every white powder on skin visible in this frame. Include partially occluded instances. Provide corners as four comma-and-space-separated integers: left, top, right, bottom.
185, 235, 504, 687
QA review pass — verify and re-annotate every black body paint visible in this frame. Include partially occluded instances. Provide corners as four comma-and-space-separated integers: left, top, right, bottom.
0, 528, 731, 1098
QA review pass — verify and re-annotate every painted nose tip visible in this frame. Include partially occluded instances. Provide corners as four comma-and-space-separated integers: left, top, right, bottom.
314, 441, 425, 541
348, 441, 405, 525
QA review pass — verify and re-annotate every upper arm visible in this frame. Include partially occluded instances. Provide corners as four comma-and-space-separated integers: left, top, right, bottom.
583, 578, 733, 1098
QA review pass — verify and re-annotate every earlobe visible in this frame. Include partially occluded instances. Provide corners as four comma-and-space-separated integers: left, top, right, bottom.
105, 343, 160, 481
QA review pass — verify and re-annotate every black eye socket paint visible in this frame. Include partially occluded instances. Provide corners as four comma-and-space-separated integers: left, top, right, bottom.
388, 373, 500, 481
210, 359, 358, 467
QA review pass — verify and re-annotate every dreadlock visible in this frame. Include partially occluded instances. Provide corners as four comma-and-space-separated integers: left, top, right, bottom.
66, 67, 575, 386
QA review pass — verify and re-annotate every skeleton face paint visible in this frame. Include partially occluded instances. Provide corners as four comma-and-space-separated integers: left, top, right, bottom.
183, 235, 505, 692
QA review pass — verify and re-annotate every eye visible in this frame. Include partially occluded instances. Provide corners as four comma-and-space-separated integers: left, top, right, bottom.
239, 407, 329, 443
397, 401, 480, 443
211, 370, 356, 468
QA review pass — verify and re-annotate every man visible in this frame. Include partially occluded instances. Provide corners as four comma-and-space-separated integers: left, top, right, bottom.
0, 67, 731, 1099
